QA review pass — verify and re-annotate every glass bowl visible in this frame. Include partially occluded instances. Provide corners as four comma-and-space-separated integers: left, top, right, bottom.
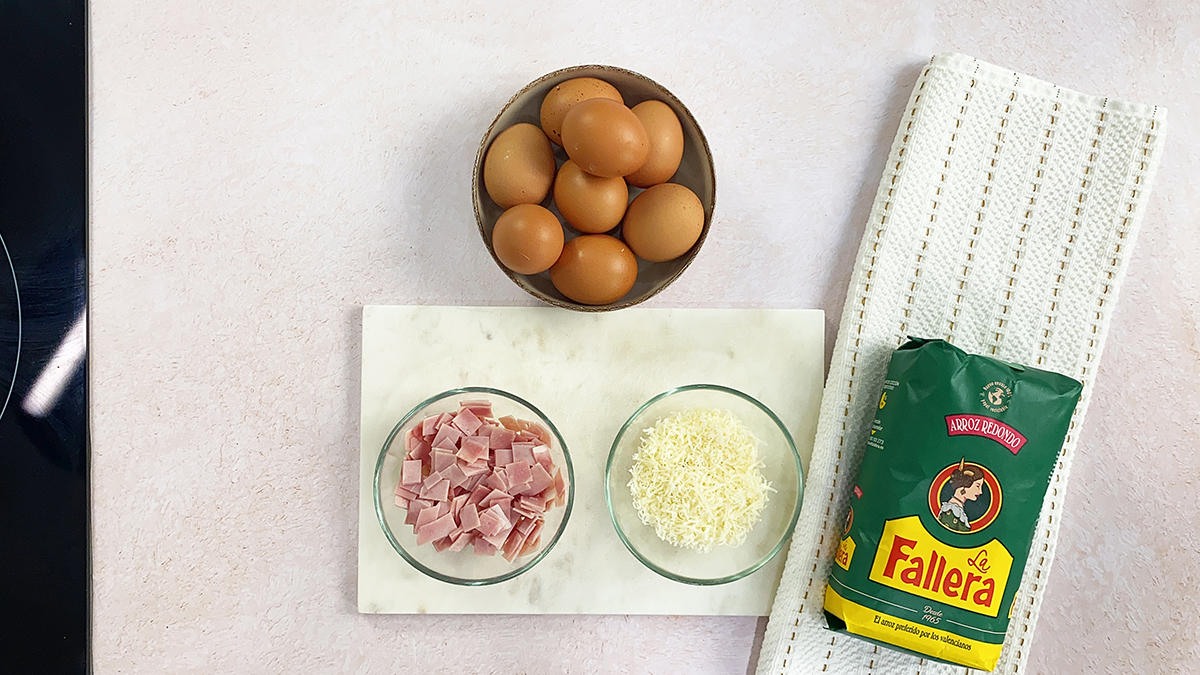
605, 384, 803, 585
374, 386, 574, 586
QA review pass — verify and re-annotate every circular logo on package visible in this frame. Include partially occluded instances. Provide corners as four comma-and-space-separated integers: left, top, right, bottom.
980, 381, 1012, 413
928, 459, 1003, 534
840, 507, 854, 540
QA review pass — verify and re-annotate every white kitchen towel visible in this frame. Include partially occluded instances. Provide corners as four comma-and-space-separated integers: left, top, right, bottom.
756, 53, 1167, 675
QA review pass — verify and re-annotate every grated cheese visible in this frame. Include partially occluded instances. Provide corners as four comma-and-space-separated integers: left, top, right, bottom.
627, 408, 772, 552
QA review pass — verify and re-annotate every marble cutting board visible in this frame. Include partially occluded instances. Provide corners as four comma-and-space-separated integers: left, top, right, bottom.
358, 305, 824, 615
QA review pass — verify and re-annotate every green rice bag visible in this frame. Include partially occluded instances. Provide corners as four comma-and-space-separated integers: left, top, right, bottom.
824, 337, 1082, 670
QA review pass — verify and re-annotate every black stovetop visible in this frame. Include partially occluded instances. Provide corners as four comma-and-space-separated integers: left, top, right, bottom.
0, 0, 89, 672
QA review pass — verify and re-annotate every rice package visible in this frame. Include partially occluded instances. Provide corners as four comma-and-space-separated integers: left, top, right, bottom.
824, 338, 1082, 670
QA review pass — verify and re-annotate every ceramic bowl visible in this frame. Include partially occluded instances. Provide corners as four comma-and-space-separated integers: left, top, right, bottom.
374, 386, 574, 585
473, 64, 715, 312
605, 384, 803, 585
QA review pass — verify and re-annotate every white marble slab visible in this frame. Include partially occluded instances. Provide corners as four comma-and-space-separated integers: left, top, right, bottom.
358, 305, 824, 615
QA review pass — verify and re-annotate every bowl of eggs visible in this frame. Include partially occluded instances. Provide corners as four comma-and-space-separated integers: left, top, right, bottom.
473, 65, 715, 311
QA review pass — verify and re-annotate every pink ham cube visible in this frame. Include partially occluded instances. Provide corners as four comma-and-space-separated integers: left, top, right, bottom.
432, 449, 456, 474
448, 530, 474, 553
415, 505, 439, 531
511, 442, 536, 465
461, 400, 493, 418
456, 436, 490, 464
452, 408, 483, 436
444, 463, 469, 490
459, 502, 481, 531
489, 427, 516, 450
421, 415, 441, 437
431, 424, 463, 450
505, 461, 533, 489
473, 537, 498, 556
467, 484, 490, 506
409, 440, 432, 462
416, 512, 458, 546
528, 463, 554, 495
477, 504, 511, 537
532, 445, 553, 472
493, 447, 514, 467
420, 478, 450, 502
401, 459, 423, 486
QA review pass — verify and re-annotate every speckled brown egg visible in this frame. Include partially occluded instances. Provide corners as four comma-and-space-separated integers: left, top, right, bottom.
549, 235, 638, 305
491, 203, 565, 275
560, 98, 649, 179
621, 183, 705, 263
553, 159, 629, 234
624, 101, 684, 188
539, 77, 624, 147
483, 123, 556, 209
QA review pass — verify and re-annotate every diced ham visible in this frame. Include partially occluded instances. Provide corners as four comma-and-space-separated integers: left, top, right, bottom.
415, 505, 440, 531
532, 445, 553, 472
512, 443, 536, 465
422, 471, 444, 491
463, 473, 486, 492
431, 424, 463, 450
479, 488, 510, 509
452, 408, 483, 436
461, 400, 493, 419
528, 463, 554, 495
432, 449, 456, 474
456, 436, 490, 464
481, 527, 512, 549
489, 427, 516, 450
467, 484, 491, 506
528, 422, 553, 445
444, 463, 469, 489
448, 530, 474, 553
401, 459, 423, 486
416, 512, 458, 546
505, 461, 533, 488
477, 504, 512, 537
494, 447, 514, 467
393, 400, 563, 560
484, 471, 507, 492
459, 502, 481, 531
460, 459, 489, 477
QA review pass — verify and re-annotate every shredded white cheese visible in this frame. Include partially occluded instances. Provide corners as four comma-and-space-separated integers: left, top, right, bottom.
627, 408, 772, 552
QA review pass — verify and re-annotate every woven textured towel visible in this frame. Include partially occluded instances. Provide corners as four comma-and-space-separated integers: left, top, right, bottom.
756, 53, 1167, 675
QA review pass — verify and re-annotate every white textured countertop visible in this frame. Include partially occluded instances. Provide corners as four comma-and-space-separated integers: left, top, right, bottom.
91, 1, 1200, 673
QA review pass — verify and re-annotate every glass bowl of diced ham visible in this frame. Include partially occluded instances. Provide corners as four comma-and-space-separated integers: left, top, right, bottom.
374, 387, 574, 585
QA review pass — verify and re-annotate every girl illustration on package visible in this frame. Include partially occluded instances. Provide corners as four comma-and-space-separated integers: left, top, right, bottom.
938, 458, 986, 533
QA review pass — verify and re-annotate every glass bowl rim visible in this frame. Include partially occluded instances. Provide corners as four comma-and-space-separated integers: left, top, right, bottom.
373, 386, 575, 586
604, 383, 804, 586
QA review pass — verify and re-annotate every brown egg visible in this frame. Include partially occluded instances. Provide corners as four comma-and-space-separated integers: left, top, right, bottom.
561, 99, 649, 179
491, 204, 565, 275
539, 78, 624, 147
624, 101, 685, 188
553, 160, 629, 234
621, 183, 705, 263
549, 235, 638, 305
483, 123, 556, 209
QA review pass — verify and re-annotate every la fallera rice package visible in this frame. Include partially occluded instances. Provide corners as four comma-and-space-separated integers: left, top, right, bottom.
824, 338, 1082, 670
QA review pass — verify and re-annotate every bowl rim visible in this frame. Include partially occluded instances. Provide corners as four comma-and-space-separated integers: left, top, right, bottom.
373, 386, 575, 586
472, 63, 717, 312
604, 383, 804, 586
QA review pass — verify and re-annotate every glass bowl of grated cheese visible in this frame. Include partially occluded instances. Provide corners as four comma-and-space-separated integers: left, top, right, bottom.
605, 384, 803, 585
